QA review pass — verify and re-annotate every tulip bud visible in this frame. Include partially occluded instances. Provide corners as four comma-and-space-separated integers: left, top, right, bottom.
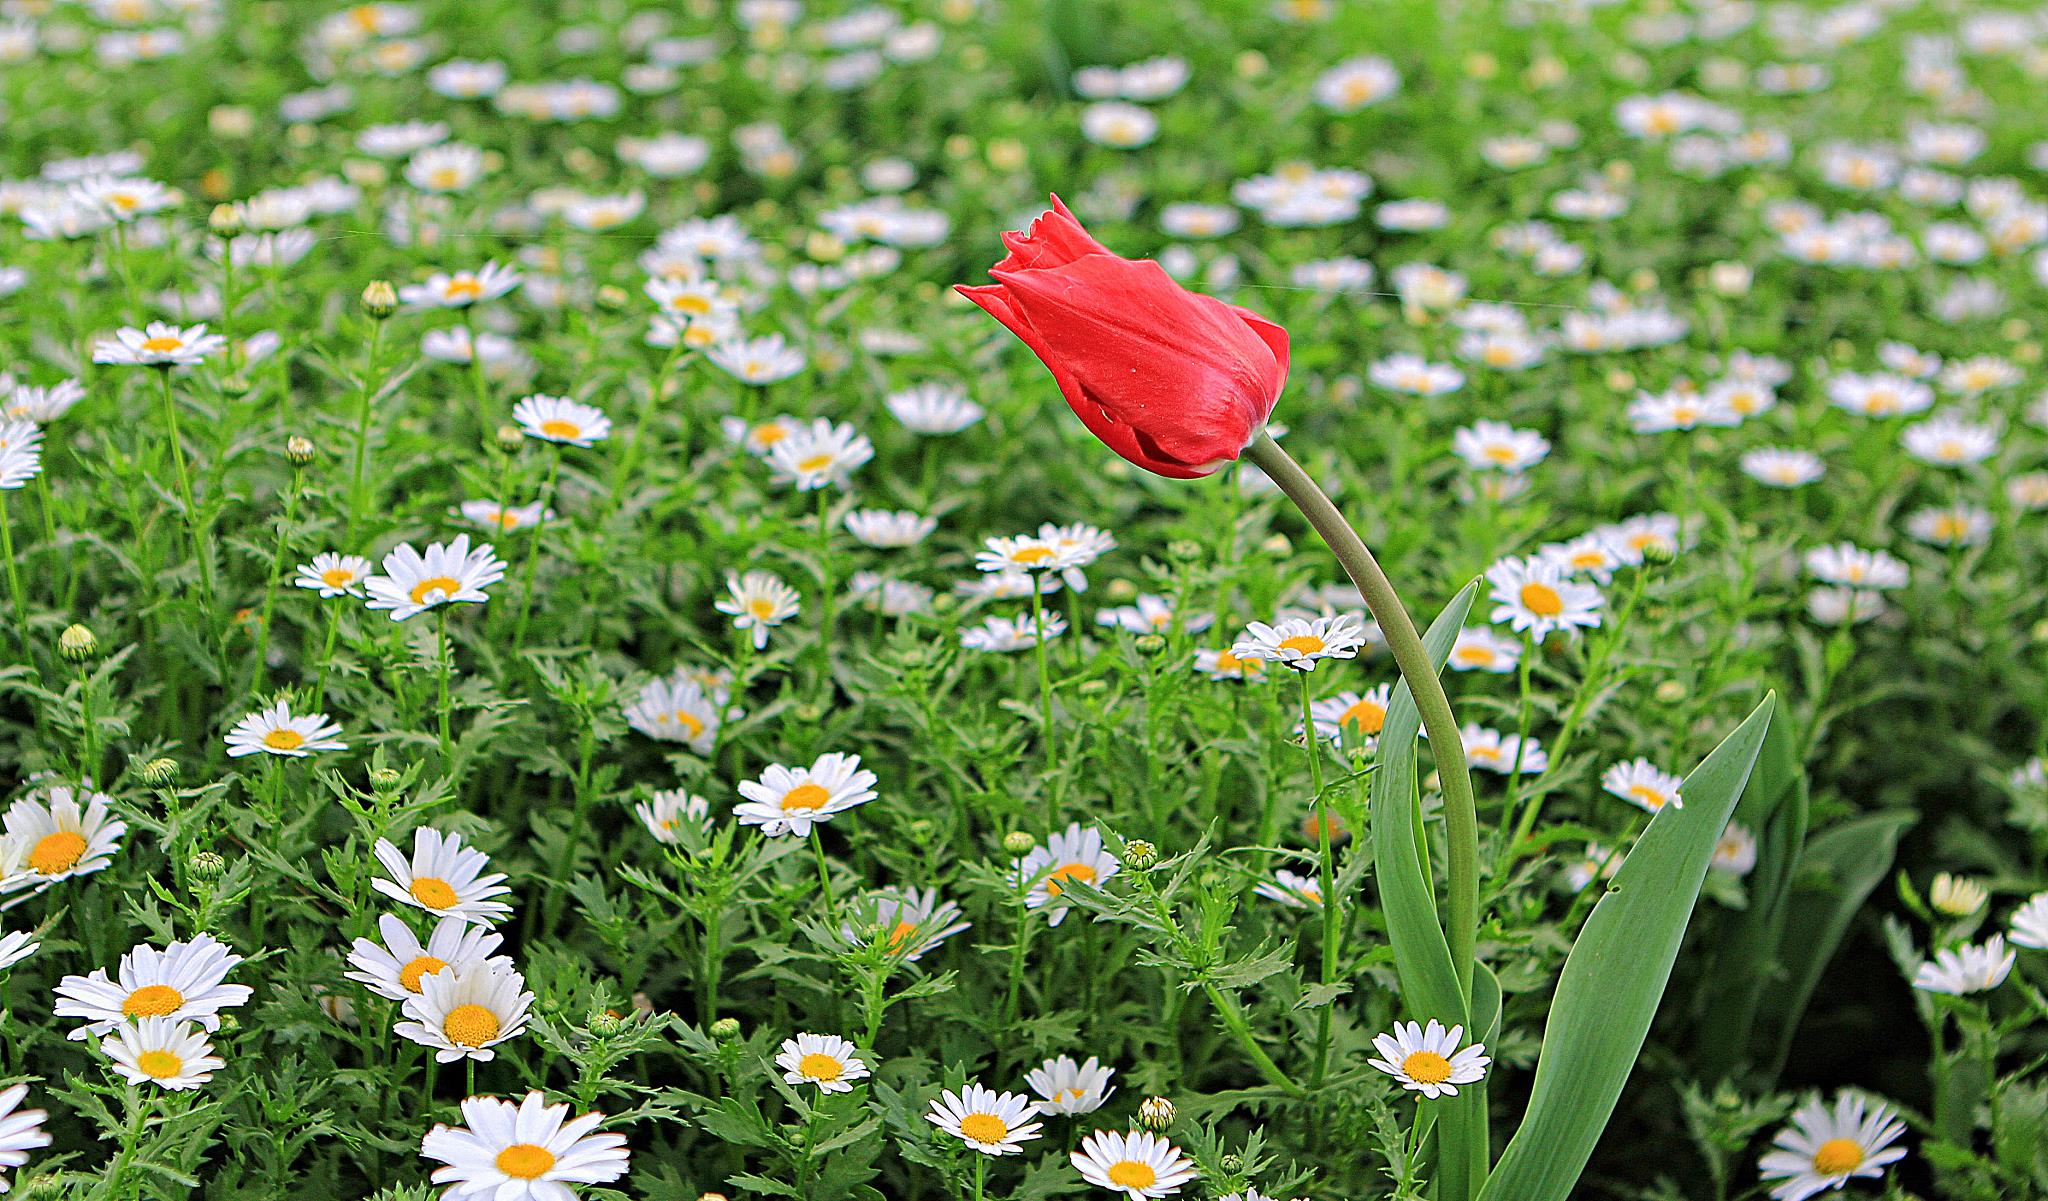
361, 280, 398, 319
58, 623, 97, 661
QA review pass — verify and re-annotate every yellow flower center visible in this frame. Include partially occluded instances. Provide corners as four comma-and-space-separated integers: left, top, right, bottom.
28, 830, 87, 874
957, 1113, 1010, 1146
1108, 1161, 1159, 1188
123, 984, 184, 1017
887, 920, 918, 948
263, 728, 306, 751
540, 419, 582, 440
1483, 344, 1516, 367
1278, 635, 1326, 655
1519, 582, 1564, 616
398, 954, 448, 993
408, 575, 461, 605
1484, 444, 1519, 463
1402, 1050, 1453, 1084
672, 294, 712, 315
798, 1052, 845, 1081
796, 453, 834, 473
780, 783, 830, 811
747, 598, 777, 619
409, 876, 459, 909
495, 1143, 556, 1179
1627, 785, 1669, 810
1934, 515, 1967, 540
1812, 1138, 1863, 1175
429, 167, 462, 189
1044, 862, 1096, 896
442, 1003, 502, 1047
753, 423, 787, 446
136, 1049, 184, 1079
321, 567, 356, 587
670, 710, 705, 737
444, 278, 482, 300
1010, 546, 1056, 565
140, 336, 183, 353
1342, 701, 1387, 735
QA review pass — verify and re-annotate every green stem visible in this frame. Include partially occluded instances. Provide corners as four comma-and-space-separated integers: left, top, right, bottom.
0, 490, 29, 663
347, 321, 385, 541
253, 467, 303, 684
434, 607, 454, 759
1245, 433, 1479, 1001
1301, 671, 1339, 1085
510, 450, 560, 649
1027, 579, 1058, 833
809, 829, 839, 920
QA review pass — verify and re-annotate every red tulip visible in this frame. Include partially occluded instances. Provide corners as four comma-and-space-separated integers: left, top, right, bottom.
957, 195, 1289, 479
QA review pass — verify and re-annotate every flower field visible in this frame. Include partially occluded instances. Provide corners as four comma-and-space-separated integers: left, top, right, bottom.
3, 0, 2048, 1198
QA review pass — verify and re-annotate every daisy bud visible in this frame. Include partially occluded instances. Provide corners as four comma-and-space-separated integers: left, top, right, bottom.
1077, 680, 1108, 697
2032, 620, 2048, 643
586, 1009, 625, 1036
1640, 541, 1676, 568
595, 285, 630, 312
368, 767, 402, 793
1605, 370, 1635, 391
189, 850, 226, 879
1122, 840, 1158, 871
285, 435, 316, 465
1134, 634, 1167, 656
1234, 50, 1268, 79
360, 280, 398, 320
208, 203, 245, 237
1138, 1096, 1175, 1130
1931, 873, 1988, 917
1260, 534, 1291, 557
1654, 680, 1688, 704
140, 757, 180, 787
1218, 1154, 1243, 1173
1106, 578, 1139, 603
1002, 831, 1036, 855
1707, 262, 1752, 296
57, 623, 98, 661
711, 1017, 742, 1042
495, 425, 524, 453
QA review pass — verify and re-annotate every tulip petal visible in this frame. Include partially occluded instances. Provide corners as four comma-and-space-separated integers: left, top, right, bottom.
990, 194, 1112, 274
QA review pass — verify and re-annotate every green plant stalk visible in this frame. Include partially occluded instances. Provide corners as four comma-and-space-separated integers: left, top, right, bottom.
346, 320, 385, 540
1245, 433, 1479, 999
0, 490, 30, 663
1027, 577, 1058, 832
434, 607, 454, 759
156, 369, 221, 633
1300, 670, 1340, 1085
510, 449, 561, 650
252, 465, 303, 683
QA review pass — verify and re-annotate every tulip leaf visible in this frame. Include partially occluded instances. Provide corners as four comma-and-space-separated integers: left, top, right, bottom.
1476, 694, 1776, 1201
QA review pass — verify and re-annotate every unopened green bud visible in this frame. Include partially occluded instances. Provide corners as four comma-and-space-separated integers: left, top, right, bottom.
1166, 539, 1204, 564
140, 757, 179, 787
710, 1017, 742, 1041
285, 435, 316, 464
368, 767, 402, 793
495, 425, 524, 453
1259, 533, 1292, 557
1105, 579, 1139, 602
1138, 1096, 1175, 1130
1134, 634, 1167, 657
189, 850, 226, 879
1122, 840, 1158, 871
1002, 831, 1036, 855
586, 1009, 626, 1036
1654, 680, 1687, 704
361, 280, 398, 319
595, 284, 631, 311
208, 203, 245, 237
58, 623, 97, 661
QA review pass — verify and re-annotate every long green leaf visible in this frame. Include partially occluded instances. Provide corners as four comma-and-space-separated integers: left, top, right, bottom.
1477, 695, 1776, 1201
1368, 581, 1482, 1200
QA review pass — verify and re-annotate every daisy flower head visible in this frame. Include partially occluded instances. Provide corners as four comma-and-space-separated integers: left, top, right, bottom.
346, 912, 505, 1002
1368, 1019, 1490, 1099
1231, 612, 1369, 672
293, 552, 372, 598
721, 413, 799, 457
0, 423, 42, 490
1628, 387, 1737, 433
1826, 372, 1932, 419
1602, 757, 1684, 813
622, 672, 720, 753
512, 394, 611, 447
1452, 420, 1549, 472
1026, 1054, 1115, 1116
777, 1033, 871, 1093
1254, 868, 1324, 908
634, 789, 710, 845
886, 382, 983, 434
844, 509, 936, 548
1713, 823, 1758, 876
1901, 411, 1999, 467
223, 699, 347, 758
1804, 543, 1909, 590
1486, 555, 1602, 639
53, 932, 253, 1040
1097, 594, 1213, 636
734, 752, 878, 838
1905, 504, 1991, 548
0, 1084, 48, 1186
1565, 844, 1623, 893
1072, 1129, 1199, 1199
927, 1083, 1044, 1156
1193, 647, 1266, 681
457, 499, 553, 534
5, 379, 82, 423
767, 418, 873, 491
961, 613, 1068, 653
842, 886, 969, 961
420, 1091, 629, 1198
92, 321, 227, 367
1741, 448, 1825, 488
371, 827, 515, 927
1309, 684, 1393, 747
400, 261, 519, 310
404, 142, 488, 192
1757, 1092, 1907, 1201
0, 930, 39, 974
1911, 935, 2014, 995
715, 570, 800, 650
102, 1018, 225, 1091
1015, 822, 1121, 926
976, 533, 1077, 575
1457, 723, 1548, 774
396, 960, 534, 1063
363, 535, 507, 621
1542, 532, 1626, 583
1369, 353, 1465, 397
1037, 522, 1116, 591
1, 784, 126, 894
1449, 626, 1521, 673
2008, 892, 2048, 949
707, 333, 805, 385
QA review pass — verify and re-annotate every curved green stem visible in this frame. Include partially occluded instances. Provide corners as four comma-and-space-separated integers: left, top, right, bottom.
1244, 433, 1479, 1001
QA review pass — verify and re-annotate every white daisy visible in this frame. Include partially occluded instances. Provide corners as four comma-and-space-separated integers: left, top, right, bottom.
223, 700, 347, 759
0, 1084, 49, 1189
0, 930, 38, 974
420, 1091, 630, 1198
1026, 1055, 1116, 1116
976, 534, 1077, 575
1602, 758, 1684, 813
1015, 823, 1121, 926
1712, 823, 1758, 876
1487, 556, 1602, 639
706, 333, 805, 385
1449, 626, 1521, 673
635, 790, 710, 845
1804, 543, 1910, 590
1231, 613, 1370, 672
346, 913, 506, 1002
398, 261, 520, 309
371, 827, 515, 927
1452, 420, 1549, 472
92, 321, 227, 367
1096, 595, 1213, 636
294, 552, 373, 598
2008, 892, 2048, 949
767, 418, 873, 491
886, 382, 983, 434
363, 535, 508, 621
1308, 684, 1393, 747
1368, 1019, 1490, 1099
1253, 869, 1324, 908
1757, 1093, 1908, 1201
777, 1033, 871, 1093
926, 1083, 1044, 1156
622, 673, 721, 753
840, 886, 969, 961
1455, 723, 1548, 775
734, 752, 878, 838
102, 1017, 225, 1091
714, 570, 800, 650
1741, 448, 1825, 488
1901, 412, 1999, 467
959, 613, 1067, 653
1911, 935, 2014, 995
53, 933, 253, 1039
512, 394, 611, 447
844, 509, 936, 548
395, 960, 534, 1063
0, 784, 126, 894
1072, 1129, 1199, 1199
